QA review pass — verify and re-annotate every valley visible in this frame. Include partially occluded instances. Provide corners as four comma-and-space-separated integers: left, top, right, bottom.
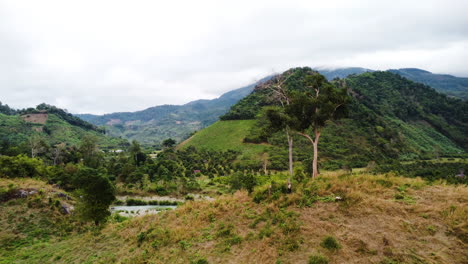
1, 67, 466, 264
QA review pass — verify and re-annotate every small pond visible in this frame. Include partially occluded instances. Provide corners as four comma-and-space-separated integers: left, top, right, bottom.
111, 205, 177, 217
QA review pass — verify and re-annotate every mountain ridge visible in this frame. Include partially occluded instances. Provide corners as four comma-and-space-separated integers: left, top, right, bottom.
184, 68, 466, 170
77, 67, 468, 147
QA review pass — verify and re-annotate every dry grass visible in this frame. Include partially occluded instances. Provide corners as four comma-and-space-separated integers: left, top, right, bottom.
2, 174, 467, 264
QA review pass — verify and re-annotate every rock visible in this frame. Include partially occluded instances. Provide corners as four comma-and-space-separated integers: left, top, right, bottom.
61, 203, 74, 214
57, 192, 71, 200
15, 188, 38, 198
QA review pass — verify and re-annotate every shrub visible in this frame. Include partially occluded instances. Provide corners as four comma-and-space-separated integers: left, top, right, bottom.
308, 254, 329, 264
320, 236, 341, 250
137, 232, 146, 245
191, 258, 209, 264
229, 172, 257, 193
216, 223, 233, 237
126, 198, 147, 206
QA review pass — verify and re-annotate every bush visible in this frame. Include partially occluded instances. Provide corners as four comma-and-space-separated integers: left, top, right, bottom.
308, 254, 329, 264
126, 198, 147, 206
320, 236, 341, 250
191, 258, 209, 264
229, 172, 257, 193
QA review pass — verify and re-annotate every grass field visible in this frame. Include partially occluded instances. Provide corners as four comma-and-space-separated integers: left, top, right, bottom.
2, 172, 467, 264
178, 120, 270, 161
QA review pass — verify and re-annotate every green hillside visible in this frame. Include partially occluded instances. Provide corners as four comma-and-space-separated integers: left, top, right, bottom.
184, 68, 467, 170
389, 68, 468, 100
0, 108, 127, 155
179, 120, 270, 161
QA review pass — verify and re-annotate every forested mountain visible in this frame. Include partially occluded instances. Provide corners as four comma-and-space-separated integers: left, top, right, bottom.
0, 103, 127, 156
76, 76, 273, 147
389, 68, 468, 100
318, 67, 373, 79
78, 67, 467, 148
184, 68, 467, 170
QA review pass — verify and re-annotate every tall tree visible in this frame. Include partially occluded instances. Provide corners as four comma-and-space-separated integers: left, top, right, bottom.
286, 73, 349, 178
28, 135, 47, 158
162, 138, 176, 149
268, 73, 295, 179
128, 140, 146, 165
79, 135, 101, 168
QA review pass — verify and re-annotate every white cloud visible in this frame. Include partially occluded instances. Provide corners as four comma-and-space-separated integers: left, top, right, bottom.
0, 0, 467, 114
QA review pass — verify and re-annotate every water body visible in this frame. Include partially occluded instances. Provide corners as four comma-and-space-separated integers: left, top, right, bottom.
111, 205, 177, 217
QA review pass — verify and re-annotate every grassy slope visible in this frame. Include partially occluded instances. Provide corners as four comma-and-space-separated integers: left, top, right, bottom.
0, 178, 76, 263
2, 173, 466, 264
179, 120, 270, 160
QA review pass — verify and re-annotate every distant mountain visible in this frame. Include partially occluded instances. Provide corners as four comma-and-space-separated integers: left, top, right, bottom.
77, 76, 273, 147
388, 68, 468, 100
317, 67, 374, 80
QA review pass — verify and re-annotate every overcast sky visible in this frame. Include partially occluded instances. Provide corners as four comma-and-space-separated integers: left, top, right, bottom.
1, 0, 467, 114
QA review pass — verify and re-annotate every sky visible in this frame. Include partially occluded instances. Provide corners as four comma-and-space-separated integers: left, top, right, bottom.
1, 0, 467, 114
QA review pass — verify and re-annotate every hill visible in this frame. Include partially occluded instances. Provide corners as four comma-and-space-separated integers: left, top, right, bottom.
0, 104, 127, 155
185, 68, 466, 170
389, 68, 468, 100
77, 67, 467, 148
76, 76, 272, 147
1, 172, 466, 263
178, 120, 270, 163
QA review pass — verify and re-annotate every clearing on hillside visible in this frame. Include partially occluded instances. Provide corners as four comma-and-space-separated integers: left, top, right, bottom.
20, 113, 49, 124
178, 120, 270, 160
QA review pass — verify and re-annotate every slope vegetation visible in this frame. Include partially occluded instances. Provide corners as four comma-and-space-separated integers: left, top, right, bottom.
179, 120, 269, 161
2, 173, 466, 263
212, 68, 466, 169
0, 108, 126, 154
389, 68, 468, 100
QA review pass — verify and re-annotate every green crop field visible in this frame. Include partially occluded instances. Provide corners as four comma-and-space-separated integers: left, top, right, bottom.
179, 120, 270, 160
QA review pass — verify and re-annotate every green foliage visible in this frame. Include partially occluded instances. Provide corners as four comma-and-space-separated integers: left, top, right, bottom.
375, 161, 467, 184
0, 110, 127, 158
34, 103, 102, 132
308, 254, 329, 264
181, 120, 269, 162
0, 155, 45, 178
0, 101, 17, 115
191, 258, 209, 264
389, 68, 468, 100
162, 138, 177, 148
229, 172, 257, 193
212, 68, 467, 171
320, 236, 341, 251
73, 168, 115, 225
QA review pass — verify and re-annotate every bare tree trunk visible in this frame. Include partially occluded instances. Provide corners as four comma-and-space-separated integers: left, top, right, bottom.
312, 130, 321, 178
297, 130, 321, 178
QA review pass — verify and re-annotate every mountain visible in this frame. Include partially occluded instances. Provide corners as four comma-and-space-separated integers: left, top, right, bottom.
76, 76, 272, 147
318, 67, 468, 100
0, 103, 127, 155
317, 67, 374, 79
78, 67, 468, 148
183, 68, 467, 170
389, 68, 468, 100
